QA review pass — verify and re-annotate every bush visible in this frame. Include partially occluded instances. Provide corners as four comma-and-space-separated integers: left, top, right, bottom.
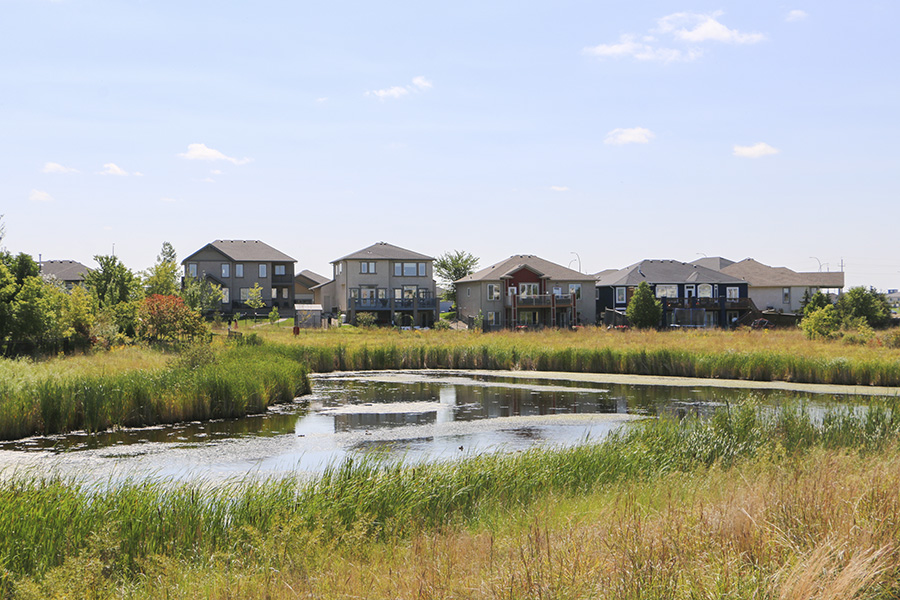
801, 305, 841, 340
882, 328, 900, 349
355, 312, 378, 328
841, 317, 876, 346
433, 319, 452, 330
626, 281, 662, 329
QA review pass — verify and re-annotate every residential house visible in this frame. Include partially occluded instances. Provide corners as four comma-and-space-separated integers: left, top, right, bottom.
713, 258, 845, 314
312, 242, 438, 327
456, 255, 596, 330
39, 260, 90, 290
596, 259, 751, 328
294, 269, 328, 304
181, 240, 296, 316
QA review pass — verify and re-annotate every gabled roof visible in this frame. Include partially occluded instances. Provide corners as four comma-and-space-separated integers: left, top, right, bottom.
182, 240, 295, 264
595, 259, 746, 287
721, 258, 845, 288
691, 256, 735, 271
40, 260, 91, 282
334, 242, 432, 263
457, 255, 595, 284
296, 269, 328, 286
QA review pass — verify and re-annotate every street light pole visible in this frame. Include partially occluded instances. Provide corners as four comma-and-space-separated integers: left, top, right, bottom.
570, 252, 581, 273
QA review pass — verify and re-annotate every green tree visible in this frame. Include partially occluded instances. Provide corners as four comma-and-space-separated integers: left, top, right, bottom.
802, 290, 831, 317
84, 255, 143, 309
434, 250, 479, 308
9, 276, 51, 350
0, 252, 40, 287
268, 306, 280, 324
181, 276, 224, 315
143, 242, 179, 297
245, 282, 265, 312
626, 281, 662, 329
801, 304, 841, 340
0, 262, 16, 348
836, 286, 891, 329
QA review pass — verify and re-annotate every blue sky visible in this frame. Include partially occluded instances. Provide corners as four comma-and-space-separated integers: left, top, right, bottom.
2, 0, 898, 289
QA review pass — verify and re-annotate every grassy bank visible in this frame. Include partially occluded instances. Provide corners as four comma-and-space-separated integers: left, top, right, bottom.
256, 327, 900, 386
0, 342, 310, 440
2, 400, 899, 598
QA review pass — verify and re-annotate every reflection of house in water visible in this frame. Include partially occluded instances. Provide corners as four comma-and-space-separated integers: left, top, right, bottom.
332, 411, 437, 432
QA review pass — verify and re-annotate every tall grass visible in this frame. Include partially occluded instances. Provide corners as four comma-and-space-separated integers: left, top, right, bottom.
1, 398, 898, 590
0, 344, 310, 440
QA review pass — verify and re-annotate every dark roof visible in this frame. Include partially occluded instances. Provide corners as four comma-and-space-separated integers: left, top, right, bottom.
458, 255, 595, 283
691, 256, 735, 271
40, 260, 90, 282
334, 242, 432, 262
721, 258, 845, 288
595, 259, 746, 287
296, 269, 328, 286
182, 240, 295, 263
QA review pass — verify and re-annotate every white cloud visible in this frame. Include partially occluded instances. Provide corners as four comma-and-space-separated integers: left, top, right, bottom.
211, 169, 223, 175
550, 186, 570, 192
201, 177, 215, 183
43, 162, 78, 174
658, 12, 765, 44
100, 163, 129, 176
786, 10, 808, 22
178, 143, 251, 165
133, 172, 144, 177
316, 97, 328, 103
366, 76, 433, 100
586, 12, 762, 63
604, 127, 655, 145
733, 142, 779, 158
29, 189, 54, 202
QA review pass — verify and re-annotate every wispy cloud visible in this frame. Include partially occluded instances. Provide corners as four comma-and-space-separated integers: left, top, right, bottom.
550, 186, 570, 192
733, 142, 779, 158
29, 189, 54, 202
585, 12, 763, 63
100, 163, 129, 176
316, 97, 328, 103
161, 197, 177, 203
43, 162, 78, 174
605, 127, 655, 145
786, 10, 808, 22
178, 143, 251, 165
366, 76, 433, 100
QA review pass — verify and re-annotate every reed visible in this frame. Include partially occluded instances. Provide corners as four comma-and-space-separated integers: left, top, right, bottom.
1, 398, 898, 595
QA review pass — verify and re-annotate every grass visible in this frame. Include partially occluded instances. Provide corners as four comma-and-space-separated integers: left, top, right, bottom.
2, 399, 900, 598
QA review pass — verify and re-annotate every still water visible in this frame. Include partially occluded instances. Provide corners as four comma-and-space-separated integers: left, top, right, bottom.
0, 370, 843, 482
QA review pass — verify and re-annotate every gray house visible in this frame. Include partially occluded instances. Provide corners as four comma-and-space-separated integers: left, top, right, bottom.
40, 260, 90, 290
181, 240, 296, 317
312, 242, 438, 327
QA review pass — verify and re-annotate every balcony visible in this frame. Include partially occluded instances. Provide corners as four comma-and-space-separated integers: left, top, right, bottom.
350, 297, 436, 311
660, 297, 753, 310
271, 274, 293, 285
505, 294, 575, 308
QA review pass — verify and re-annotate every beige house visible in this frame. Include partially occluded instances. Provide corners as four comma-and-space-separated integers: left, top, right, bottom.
456, 255, 596, 330
712, 258, 845, 314
181, 240, 296, 316
312, 242, 438, 327
294, 269, 328, 304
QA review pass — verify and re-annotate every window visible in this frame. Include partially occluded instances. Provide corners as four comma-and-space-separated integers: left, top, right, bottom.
259, 264, 267, 278
418, 263, 426, 276
698, 284, 713, 298
221, 263, 230, 278
467, 287, 471, 297
520, 283, 539, 297
403, 263, 417, 277
394, 288, 402, 299
282, 288, 289, 299
726, 287, 739, 300
271, 288, 277, 299
360, 262, 376, 274
222, 288, 230, 303
783, 287, 791, 304
569, 283, 582, 300
615, 287, 626, 304
394, 263, 402, 277
403, 285, 417, 298
350, 289, 359, 299
188, 263, 198, 278
519, 311, 538, 325
240, 288, 249, 302
487, 284, 500, 301
552, 286, 562, 296
655, 285, 677, 298
487, 311, 500, 326
274, 265, 286, 276
235, 264, 244, 278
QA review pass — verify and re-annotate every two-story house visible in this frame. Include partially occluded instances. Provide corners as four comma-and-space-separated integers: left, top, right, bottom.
456, 255, 597, 330
714, 258, 845, 314
39, 260, 90, 291
596, 259, 751, 328
312, 242, 438, 327
181, 240, 296, 317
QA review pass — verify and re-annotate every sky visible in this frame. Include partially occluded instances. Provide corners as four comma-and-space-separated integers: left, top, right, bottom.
2, 0, 898, 290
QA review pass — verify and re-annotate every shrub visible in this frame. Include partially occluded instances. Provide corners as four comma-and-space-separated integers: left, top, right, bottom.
355, 312, 378, 328
800, 305, 841, 340
841, 317, 875, 346
626, 281, 662, 329
882, 328, 900, 349
433, 319, 452, 330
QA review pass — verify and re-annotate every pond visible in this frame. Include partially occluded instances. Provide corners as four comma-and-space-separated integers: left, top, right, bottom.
0, 370, 865, 483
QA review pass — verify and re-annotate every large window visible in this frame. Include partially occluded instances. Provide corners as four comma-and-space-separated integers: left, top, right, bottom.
655, 285, 678, 298
698, 284, 712, 298
726, 287, 739, 300
360, 261, 376, 274
520, 283, 539, 297
615, 287, 626, 304
404, 263, 417, 277
569, 283, 582, 300
395, 262, 426, 276
274, 265, 286, 276
188, 263, 197, 278
487, 284, 500, 301
221, 263, 230, 278
235, 264, 244, 278
519, 311, 539, 325
259, 264, 267, 278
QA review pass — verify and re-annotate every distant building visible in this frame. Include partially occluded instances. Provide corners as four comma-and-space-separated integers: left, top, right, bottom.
39, 260, 91, 290
714, 258, 845, 314
294, 269, 328, 304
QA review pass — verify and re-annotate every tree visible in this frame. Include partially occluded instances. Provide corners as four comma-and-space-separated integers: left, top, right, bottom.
434, 250, 479, 308
181, 276, 224, 315
84, 255, 143, 309
626, 281, 662, 329
803, 290, 831, 318
143, 242, 179, 297
245, 282, 265, 311
836, 286, 891, 329
801, 304, 841, 340
137, 294, 207, 342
